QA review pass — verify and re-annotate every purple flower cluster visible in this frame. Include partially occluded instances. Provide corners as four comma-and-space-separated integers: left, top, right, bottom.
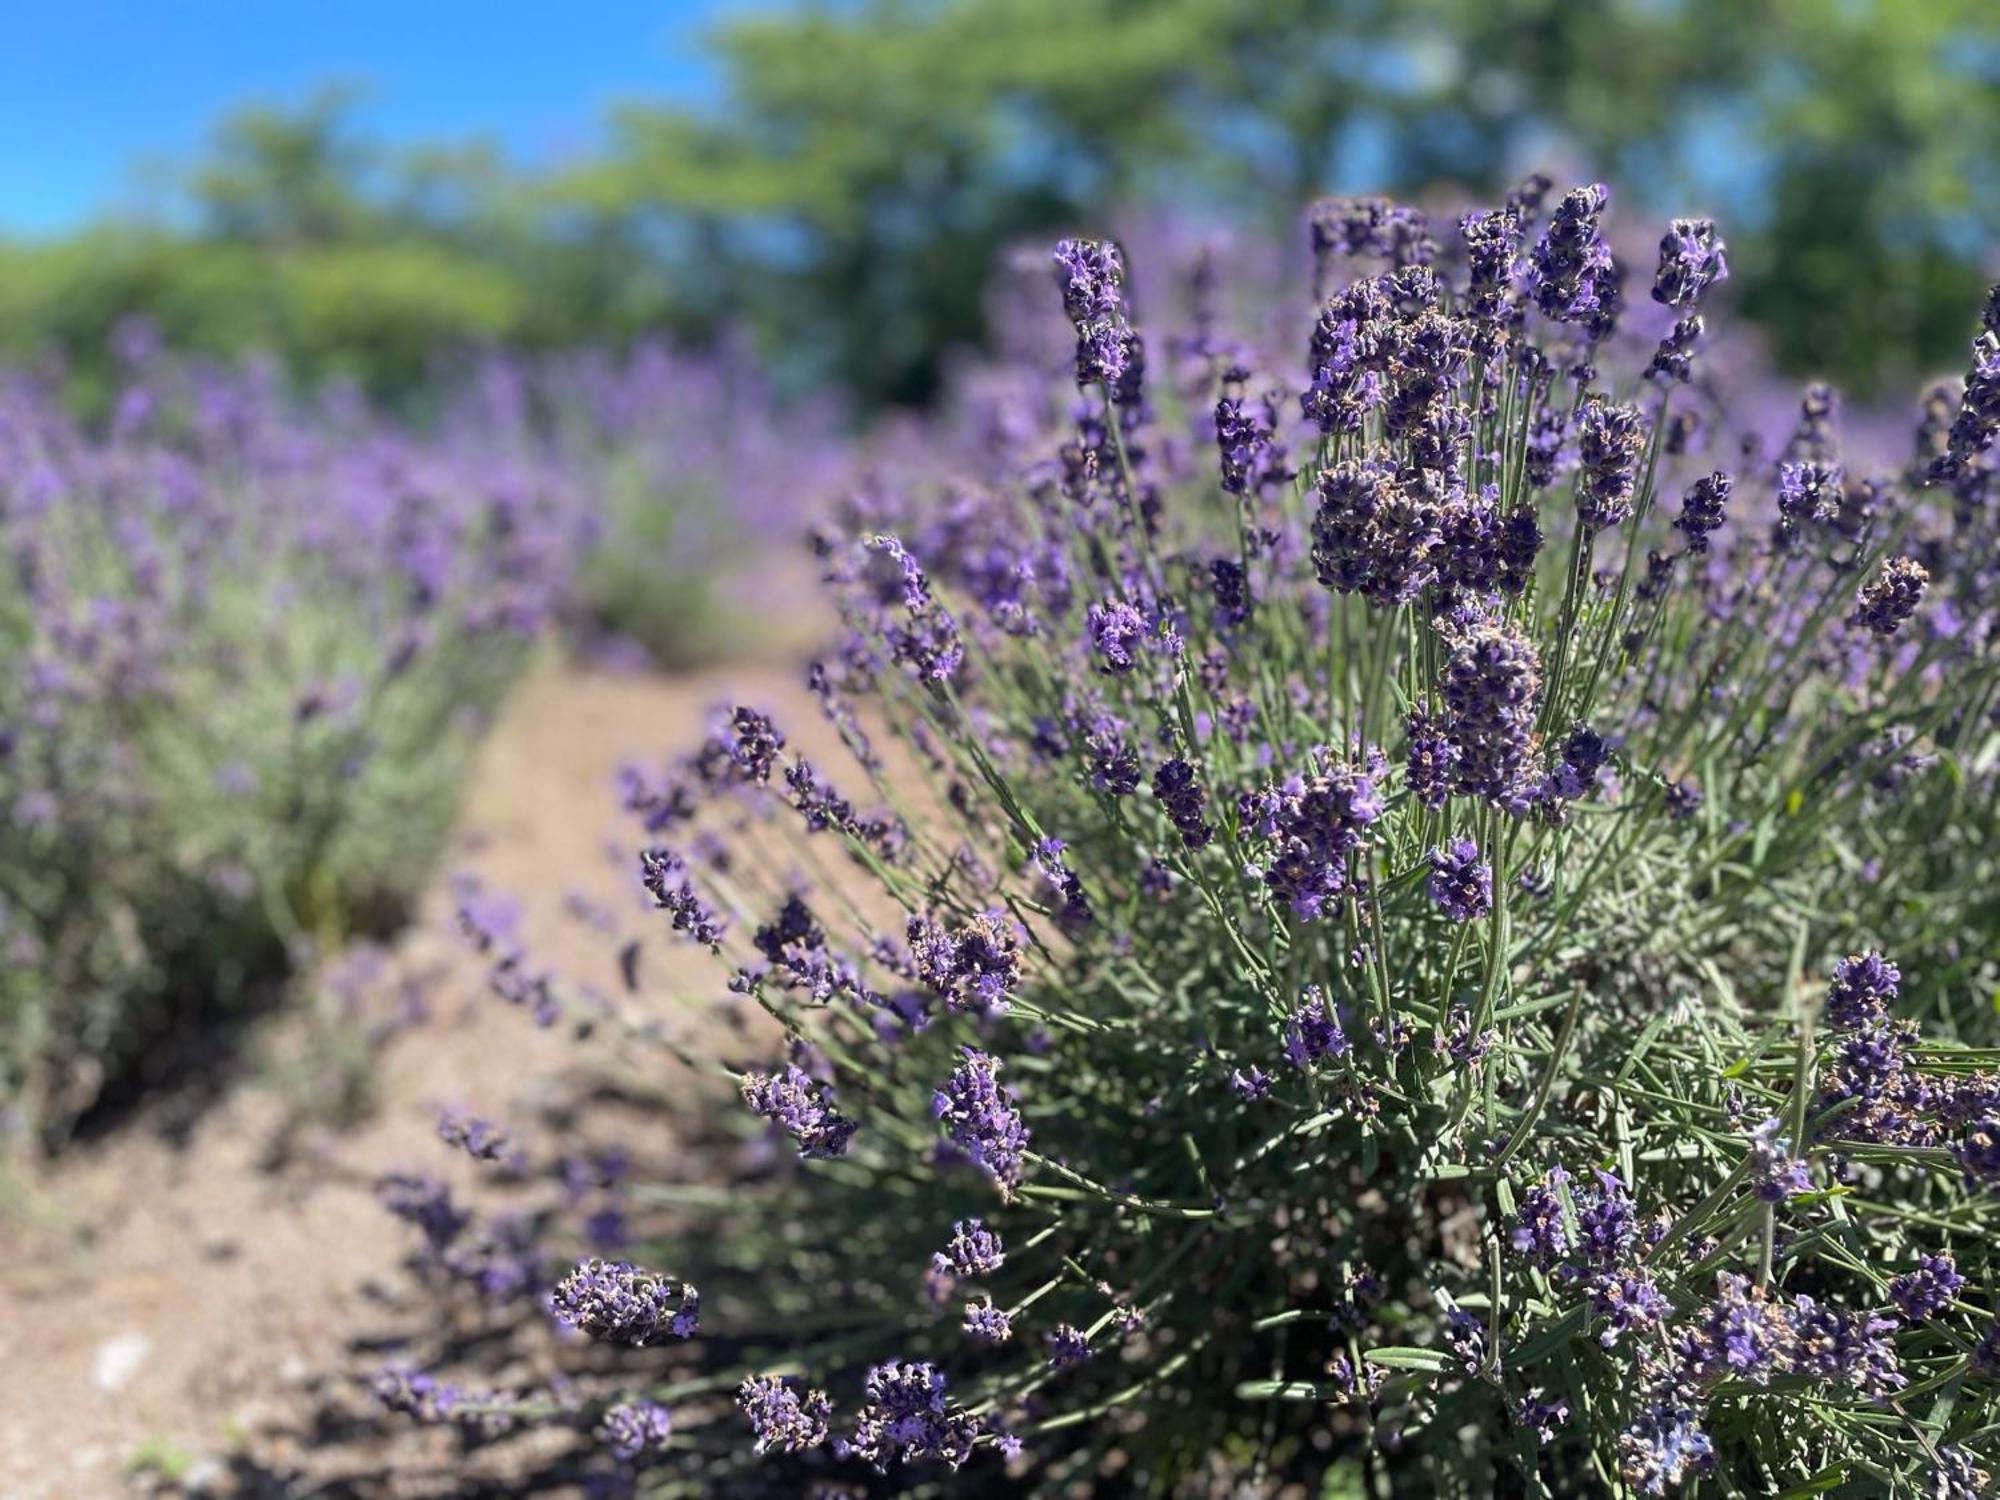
963, 1297, 1013, 1342
550, 1259, 699, 1345
1827, 950, 1900, 1028
1241, 750, 1386, 919
1576, 396, 1646, 531
1853, 556, 1929, 638
1425, 839, 1493, 923
1431, 620, 1542, 812
932, 1048, 1031, 1197
1888, 1252, 1963, 1320
1053, 238, 1135, 390
1151, 758, 1214, 850
596, 1400, 672, 1462
737, 1374, 831, 1455
1281, 985, 1349, 1069
843, 1360, 978, 1472
1650, 217, 1728, 310
908, 909, 1025, 1013
1043, 1323, 1092, 1370
1529, 182, 1619, 333
1672, 471, 1731, 553
436, 1107, 515, 1164
1309, 195, 1436, 273
639, 847, 727, 949
741, 1064, 858, 1159
932, 1217, 1005, 1279
1745, 1117, 1811, 1202
372, 1364, 515, 1436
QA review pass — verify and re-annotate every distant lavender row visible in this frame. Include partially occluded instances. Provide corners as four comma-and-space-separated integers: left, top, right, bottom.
0, 331, 843, 1139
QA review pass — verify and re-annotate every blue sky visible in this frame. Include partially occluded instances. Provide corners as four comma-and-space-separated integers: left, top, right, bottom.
0, 1, 726, 236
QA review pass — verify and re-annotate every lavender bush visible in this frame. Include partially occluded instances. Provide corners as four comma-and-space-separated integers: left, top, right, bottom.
0, 345, 591, 1136
378, 182, 1999, 1495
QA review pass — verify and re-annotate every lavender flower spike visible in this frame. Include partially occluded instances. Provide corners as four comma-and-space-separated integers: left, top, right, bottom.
551, 1259, 700, 1345
933, 1047, 1031, 1197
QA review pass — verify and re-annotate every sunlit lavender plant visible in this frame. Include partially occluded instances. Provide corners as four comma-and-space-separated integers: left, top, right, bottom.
382, 184, 2000, 1496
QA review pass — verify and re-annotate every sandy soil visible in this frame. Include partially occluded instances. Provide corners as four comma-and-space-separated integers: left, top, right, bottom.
0, 654, 824, 1500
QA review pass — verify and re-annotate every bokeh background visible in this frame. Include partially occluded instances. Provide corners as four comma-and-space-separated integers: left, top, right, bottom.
2, 4, 1998, 1494
6, 0, 1997, 414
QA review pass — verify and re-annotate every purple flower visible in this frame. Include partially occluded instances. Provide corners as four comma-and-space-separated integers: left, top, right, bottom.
1052, 238, 1132, 389
1576, 396, 1645, 531
727, 706, 785, 784
372, 1364, 513, 1435
1310, 458, 1443, 607
1664, 777, 1702, 821
1975, 1319, 2000, 1378
1572, 1169, 1639, 1269
1425, 839, 1493, 923
868, 535, 964, 681
963, 1298, 1013, 1343
1925, 288, 2000, 480
1229, 1065, 1273, 1100
1085, 718, 1141, 796
1931, 1447, 1993, 1500
1673, 471, 1731, 553
1282, 985, 1350, 1069
1853, 557, 1929, 638
1787, 1296, 1905, 1398
1827, 951, 1900, 1029
376, 1172, 467, 1252
1650, 217, 1728, 309
1644, 313, 1704, 384
1438, 621, 1542, 811
741, 1064, 858, 1159
1310, 195, 1435, 270
1618, 1396, 1713, 1496
933, 1048, 1031, 1198
1588, 1271, 1671, 1348
1044, 1323, 1092, 1369
908, 910, 1024, 1013
1685, 1272, 1790, 1385
844, 1360, 977, 1472
550, 1259, 699, 1345
1244, 751, 1385, 919
1459, 207, 1524, 344
932, 1218, 1005, 1279
1777, 460, 1844, 533
1746, 1117, 1812, 1202
784, 757, 855, 834
1404, 707, 1459, 808
737, 1374, 831, 1455
1508, 1166, 1572, 1267
1889, 1252, 1963, 1321
1513, 1390, 1570, 1445
1152, 758, 1214, 851
1529, 183, 1618, 329
638, 847, 726, 949
1441, 1305, 1491, 1372
1032, 837, 1094, 929
1208, 557, 1251, 632
596, 1400, 672, 1462
1215, 389, 1288, 499
435, 1106, 513, 1164
1088, 599, 1154, 674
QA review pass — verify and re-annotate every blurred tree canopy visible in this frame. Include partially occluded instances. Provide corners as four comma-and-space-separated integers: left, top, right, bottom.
1, 0, 1994, 408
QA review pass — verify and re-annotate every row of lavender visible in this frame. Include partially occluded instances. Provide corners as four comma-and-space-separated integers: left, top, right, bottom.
376, 179, 2000, 1497
0, 332, 838, 1142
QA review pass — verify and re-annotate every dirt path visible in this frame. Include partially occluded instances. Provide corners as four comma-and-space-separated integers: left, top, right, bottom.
0, 655, 819, 1500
